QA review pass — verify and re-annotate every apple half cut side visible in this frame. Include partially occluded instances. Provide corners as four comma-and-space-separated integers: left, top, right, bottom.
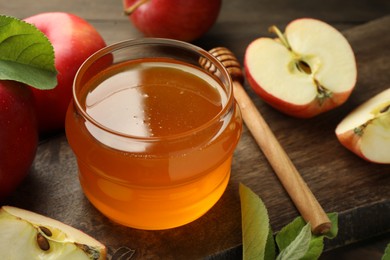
0, 206, 106, 259
336, 88, 390, 164
244, 18, 357, 118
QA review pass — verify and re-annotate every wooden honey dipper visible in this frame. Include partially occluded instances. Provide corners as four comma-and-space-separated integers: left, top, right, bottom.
201, 47, 331, 235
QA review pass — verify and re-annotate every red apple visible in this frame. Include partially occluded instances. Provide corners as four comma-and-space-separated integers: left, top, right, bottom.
244, 18, 357, 118
24, 12, 107, 134
0, 81, 38, 201
336, 88, 390, 164
123, 0, 222, 42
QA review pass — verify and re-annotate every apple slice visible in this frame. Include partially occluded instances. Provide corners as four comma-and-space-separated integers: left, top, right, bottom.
0, 206, 106, 259
244, 18, 357, 118
336, 88, 390, 164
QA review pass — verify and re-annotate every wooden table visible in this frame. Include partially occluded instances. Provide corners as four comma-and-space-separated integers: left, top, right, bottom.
3, 0, 390, 259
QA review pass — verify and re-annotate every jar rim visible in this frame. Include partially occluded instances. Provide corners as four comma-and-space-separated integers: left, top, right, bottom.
72, 38, 234, 141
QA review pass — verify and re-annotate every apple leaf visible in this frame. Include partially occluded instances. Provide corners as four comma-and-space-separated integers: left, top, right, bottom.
276, 223, 312, 260
239, 183, 339, 260
323, 213, 338, 239
382, 243, 390, 260
239, 183, 276, 260
0, 15, 57, 90
275, 212, 338, 260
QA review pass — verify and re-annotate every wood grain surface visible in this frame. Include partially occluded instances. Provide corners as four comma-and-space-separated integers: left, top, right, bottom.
2, 0, 390, 259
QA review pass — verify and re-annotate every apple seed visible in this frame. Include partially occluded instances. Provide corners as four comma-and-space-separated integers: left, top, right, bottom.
39, 225, 53, 237
36, 232, 50, 251
296, 60, 312, 74
379, 104, 390, 114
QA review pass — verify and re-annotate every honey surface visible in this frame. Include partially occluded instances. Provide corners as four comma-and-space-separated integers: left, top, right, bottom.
83, 59, 225, 137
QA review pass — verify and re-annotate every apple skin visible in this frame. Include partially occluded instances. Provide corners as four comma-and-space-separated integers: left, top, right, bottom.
244, 18, 357, 118
335, 129, 365, 159
123, 0, 222, 42
24, 12, 107, 134
0, 81, 38, 201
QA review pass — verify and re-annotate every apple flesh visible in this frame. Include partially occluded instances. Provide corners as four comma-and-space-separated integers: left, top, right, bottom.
0, 81, 38, 201
244, 18, 357, 118
0, 206, 106, 259
336, 88, 390, 164
24, 12, 106, 134
123, 0, 222, 42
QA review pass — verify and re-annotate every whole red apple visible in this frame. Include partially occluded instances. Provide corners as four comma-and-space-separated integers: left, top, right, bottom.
24, 12, 107, 134
0, 81, 38, 201
123, 0, 222, 42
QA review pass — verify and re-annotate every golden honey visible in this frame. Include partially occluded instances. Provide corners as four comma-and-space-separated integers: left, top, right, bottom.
65, 39, 242, 230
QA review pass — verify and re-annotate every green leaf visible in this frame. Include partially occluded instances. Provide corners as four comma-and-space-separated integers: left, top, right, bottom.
324, 212, 338, 239
301, 213, 338, 260
276, 213, 339, 260
276, 223, 312, 260
276, 215, 307, 251
0, 15, 57, 89
264, 224, 276, 260
300, 236, 324, 260
238, 182, 339, 260
240, 183, 274, 260
382, 243, 390, 260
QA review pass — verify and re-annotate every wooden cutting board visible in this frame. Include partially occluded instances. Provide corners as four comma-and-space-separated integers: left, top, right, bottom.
5, 16, 390, 259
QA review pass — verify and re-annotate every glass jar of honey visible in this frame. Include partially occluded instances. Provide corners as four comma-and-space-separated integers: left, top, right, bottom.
65, 38, 242, 230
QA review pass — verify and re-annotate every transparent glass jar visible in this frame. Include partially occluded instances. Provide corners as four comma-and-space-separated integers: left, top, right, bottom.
65, 38, 242, 230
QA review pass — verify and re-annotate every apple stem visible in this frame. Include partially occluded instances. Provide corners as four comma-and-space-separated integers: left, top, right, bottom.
124, 0, 150, 15
269, 25, 292, 51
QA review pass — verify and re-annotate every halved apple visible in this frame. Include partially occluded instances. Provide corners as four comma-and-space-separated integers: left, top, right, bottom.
336, 88, 390, 164
244, 18, 357, 118
0, 206, 106, 259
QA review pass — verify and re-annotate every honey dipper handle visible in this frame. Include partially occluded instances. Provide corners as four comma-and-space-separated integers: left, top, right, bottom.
233, 81, 331, 234
205, 47, 331, 234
